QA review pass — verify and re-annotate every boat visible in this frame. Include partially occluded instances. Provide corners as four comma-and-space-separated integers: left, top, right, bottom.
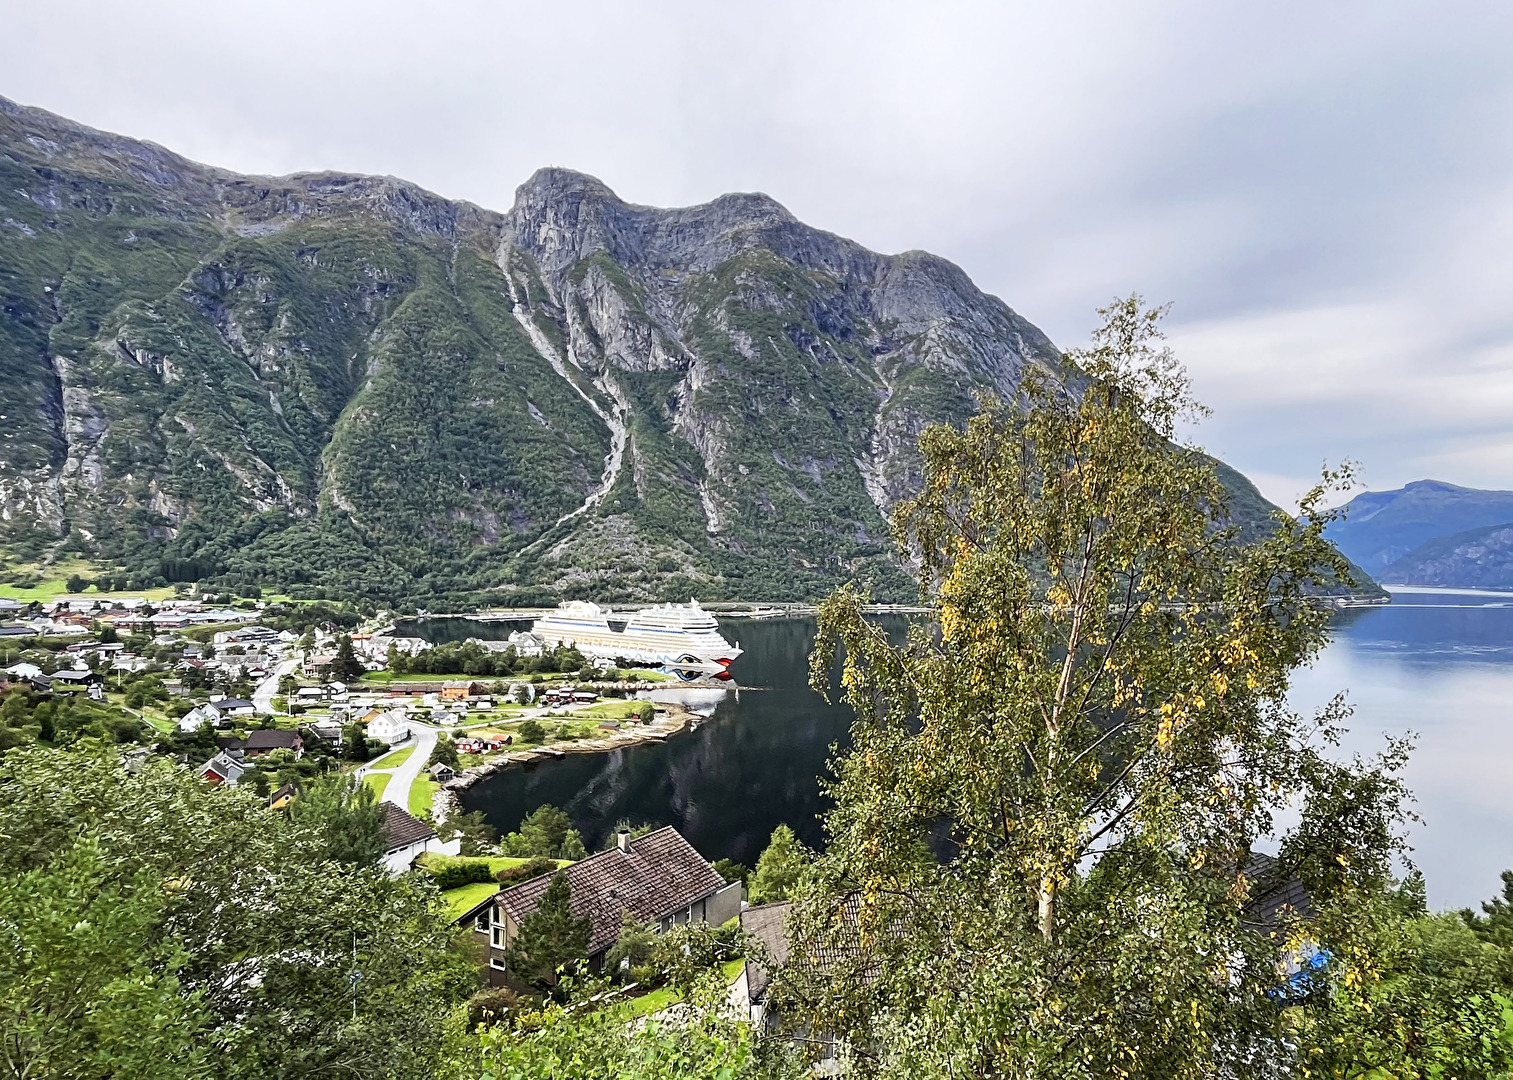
531, 599, 742, 680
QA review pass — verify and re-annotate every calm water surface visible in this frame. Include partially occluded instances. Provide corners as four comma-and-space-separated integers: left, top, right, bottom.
426, 593, 1513, 910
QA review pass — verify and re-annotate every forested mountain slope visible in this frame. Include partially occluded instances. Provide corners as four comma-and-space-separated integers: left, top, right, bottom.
0, 95, 1371, 606
1379, 522, 1513, 589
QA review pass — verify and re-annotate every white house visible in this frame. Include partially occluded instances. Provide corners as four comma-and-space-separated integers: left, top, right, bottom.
507, 630, 546, 658
379, 804, 458, 875
177, 703, 225, 732
367, 709, 410, 745
4, 662, 43, 681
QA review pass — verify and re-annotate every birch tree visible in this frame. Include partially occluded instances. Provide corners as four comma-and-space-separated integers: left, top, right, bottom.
790, 298, 1418, 1078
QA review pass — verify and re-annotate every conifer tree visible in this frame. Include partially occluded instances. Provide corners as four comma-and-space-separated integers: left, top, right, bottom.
749, 824, 808, 904
505, 871, 590, 989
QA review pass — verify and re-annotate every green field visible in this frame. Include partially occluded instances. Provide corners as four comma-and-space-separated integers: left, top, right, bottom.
408, 776, 437, 817
0, 576, 178, 602
363, 774, 389, 798
368, 745, 416, 769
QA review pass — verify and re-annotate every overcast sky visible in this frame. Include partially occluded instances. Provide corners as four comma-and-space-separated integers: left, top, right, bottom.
5, 0, 1512, 507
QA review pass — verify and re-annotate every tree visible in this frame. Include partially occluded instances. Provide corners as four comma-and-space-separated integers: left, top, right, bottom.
518, 718, 545, 744
427, 735, 460, 770
0, 744, 475, 1078
748, 824, 809, 904
441, 808, 499, 857
65, 573, 87, 594
713, 858, 750, 888
0, 834, 209, 1079
603, 914, 661, 983
520, 804, 572, 857
472, 972, 800, 1079
343, 722, 372, 761
286, 772, 387, 865
332, 635, 365, 683
505, 871, 590, 989
278, 673, 299, 697
791, 299, 1424, 1078
560, 828, 587, 861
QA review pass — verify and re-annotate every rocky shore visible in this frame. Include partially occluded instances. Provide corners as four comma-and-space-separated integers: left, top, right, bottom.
442, 701, 699, 792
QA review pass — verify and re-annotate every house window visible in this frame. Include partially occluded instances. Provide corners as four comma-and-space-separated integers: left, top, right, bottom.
474, 912, 489, 934
492, 925, 507, 949
489, 957, 507, 970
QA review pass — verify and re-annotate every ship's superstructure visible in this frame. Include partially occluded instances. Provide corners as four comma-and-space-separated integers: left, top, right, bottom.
531, 600, 742, 679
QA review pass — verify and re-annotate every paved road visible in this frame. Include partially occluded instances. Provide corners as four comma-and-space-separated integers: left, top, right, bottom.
362, 722, 438, 812
253, 657, 300, 715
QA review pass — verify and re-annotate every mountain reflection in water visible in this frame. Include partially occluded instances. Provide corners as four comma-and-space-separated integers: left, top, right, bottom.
417, 593, 1513, 910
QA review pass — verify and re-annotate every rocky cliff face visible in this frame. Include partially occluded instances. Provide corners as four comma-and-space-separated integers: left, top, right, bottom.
0, 96, 1311, 606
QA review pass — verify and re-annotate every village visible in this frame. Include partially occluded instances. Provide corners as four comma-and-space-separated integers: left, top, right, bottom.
0, 589, 774, 1020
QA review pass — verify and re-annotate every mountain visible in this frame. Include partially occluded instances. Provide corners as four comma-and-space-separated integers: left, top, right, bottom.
1325, 480, 1513, 577
0, 95, 1374, 607
1379, 523, 1513, 590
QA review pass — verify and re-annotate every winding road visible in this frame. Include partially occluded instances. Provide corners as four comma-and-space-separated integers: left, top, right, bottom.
358, 721, 438, 812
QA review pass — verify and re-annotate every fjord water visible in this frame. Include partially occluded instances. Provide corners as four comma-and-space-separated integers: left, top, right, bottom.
1289, 588, 1513, 910
443, 595, 1513, 911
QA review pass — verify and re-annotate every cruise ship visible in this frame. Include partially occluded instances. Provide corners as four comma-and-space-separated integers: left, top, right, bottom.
531, 600, 742, 679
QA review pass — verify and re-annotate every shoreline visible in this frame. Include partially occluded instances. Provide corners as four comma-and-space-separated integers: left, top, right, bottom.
442, 701, 701, 795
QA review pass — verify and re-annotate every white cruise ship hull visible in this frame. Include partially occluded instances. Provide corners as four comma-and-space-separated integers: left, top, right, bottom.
531, 601, 742, 680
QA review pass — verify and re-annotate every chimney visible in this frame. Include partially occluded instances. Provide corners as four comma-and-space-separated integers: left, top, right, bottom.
617, 828, 631, 853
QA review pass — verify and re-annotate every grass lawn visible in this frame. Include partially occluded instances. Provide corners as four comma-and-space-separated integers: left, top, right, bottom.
618, 960, 745, 1018
359, 672, 460, 683
576, 700, 646, 720
368, 744, 416, 769
409, 776, 437, 817
0, 577, 178, 602
441, 881, 500, 920
363, 773, 389, 798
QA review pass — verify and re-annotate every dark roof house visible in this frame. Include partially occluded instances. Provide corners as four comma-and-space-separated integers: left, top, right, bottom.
380, 803, 438, 852
489, 827, 741, 969
239, 730, 302, 756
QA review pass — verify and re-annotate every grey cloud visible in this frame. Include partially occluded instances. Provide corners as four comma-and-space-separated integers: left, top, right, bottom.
4, 0, 1513, 505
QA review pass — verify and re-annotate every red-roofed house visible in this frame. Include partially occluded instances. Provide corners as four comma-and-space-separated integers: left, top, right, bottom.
479, 826, 741, 983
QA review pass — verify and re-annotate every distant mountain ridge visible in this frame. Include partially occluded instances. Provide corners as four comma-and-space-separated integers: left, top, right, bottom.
1380, 523, 1513, 590
1326, 480, 1513, 583
0, 95, 1372, 606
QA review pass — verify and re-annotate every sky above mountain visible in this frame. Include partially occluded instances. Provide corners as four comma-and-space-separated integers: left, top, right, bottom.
5, 0, 1512, 509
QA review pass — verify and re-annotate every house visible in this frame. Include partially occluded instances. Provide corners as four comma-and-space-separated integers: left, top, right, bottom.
268, 782, 297, 809
379, 803, 459, 875
303, 651, 337, 677
367, 709, 410, 745
199, 751, 246, 786
734, 896, 884, 1064
427, 761, 456, 782
295, 686, 327, 703
507, 630, 546, 658
49, 668, 105, 689
302, 719, 344, 746
177, 705, 221, 733
240, 730, 303, 758
440, 681, 479, 702
4, 662, 43, 681
479, 826, 741, 984
210, 696, 255, 717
